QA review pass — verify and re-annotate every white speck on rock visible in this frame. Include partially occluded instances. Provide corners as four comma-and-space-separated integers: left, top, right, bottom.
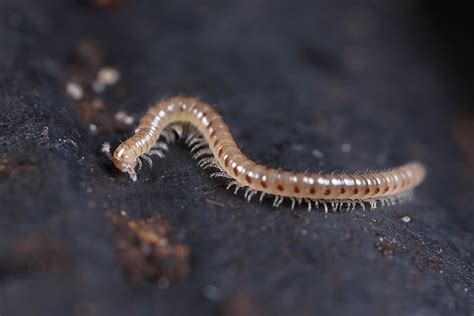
203, 284, 222, 301
312, 148, 324, 158
66, 82, 83, 100
341, 143, 352, 152
401, 215, 412, 223
41, 126, 49, 139
115, 111, 135, 125
97, 66, 120, 86
89, 123, 98, 133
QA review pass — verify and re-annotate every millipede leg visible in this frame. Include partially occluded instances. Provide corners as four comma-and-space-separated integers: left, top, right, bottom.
171, 124, 184, 138
244, 188, 258, 201
290, 197, 296, 210
227, 181, 245, 194
322, 201, 328, 213
197, 157, 212, 167
345, 201, 351, 212
198, 157, 220, 170
188, 134, 204, 146
193, 148, 213, 159
210, 171, 232, 179
184, 131, 200, 145
136, 157, 143, 171
161, 129, 176, 143
247, 190, 257, 202
148, 149, 165, 158
189, 139, 207, 153
141, 154, 153, 168
273, 196, 284, 208
152, 142, 169, 152
357, 200, 365, 210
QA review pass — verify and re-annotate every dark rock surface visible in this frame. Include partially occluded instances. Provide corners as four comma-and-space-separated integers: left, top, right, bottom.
0, 0, 473, 315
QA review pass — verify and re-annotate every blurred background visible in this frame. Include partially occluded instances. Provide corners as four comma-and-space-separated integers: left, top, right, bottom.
0, 1, 473, 315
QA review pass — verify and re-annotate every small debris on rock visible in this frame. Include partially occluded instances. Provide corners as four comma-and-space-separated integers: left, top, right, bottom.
411, 243, 444, 273
87, 0, 125, 8
66, 82, 83, 100
66, 38, 104, 86
76, 98, 106, 121
40, 126, 49, 139
395, 212, 413, 223
375, 242, 395, 258
88, 123, 98, 134
418, 254, 443, 271
108, 212, 190, 283
205, 198, 226, 207
311, 148, 324, 158
75, 98, 116, 134
374, 233, 397, 259
0, 155, 37, 177
219, 294, 267, 316
74, 38, 104, 70
203, 284, 223, 301
400, 215, 412, 223
92, 67, 120, 93
95, 66, 120, 90
114, 110, 134, 125
341, 143, 352, 152
0, 231, 69, 277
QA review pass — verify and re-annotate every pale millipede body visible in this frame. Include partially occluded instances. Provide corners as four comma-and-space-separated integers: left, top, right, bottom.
104, 97, 426, 212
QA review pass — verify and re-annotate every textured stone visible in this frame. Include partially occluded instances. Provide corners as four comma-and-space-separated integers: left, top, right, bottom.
0, 1, 473, 315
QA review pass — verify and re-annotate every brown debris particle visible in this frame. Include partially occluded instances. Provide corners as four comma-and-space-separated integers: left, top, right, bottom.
421, 256, 442, 270
0, 155, 37, 177
87, 0, 125, 8
205, 198, 226, 208
375, 242, 395, 258
75, 38, 104, 69
374, 233, 397, 259
63, 38, 130, 137
0, 231, 68, 278
74, 98, 131, 135
67, 38, 104, 85
452, 114, 474, 174
412, 242, 444, 273
109, 212, 190, 283
219, 294, 267, 316
75, 98, 115, 134
75, 98, 106, 122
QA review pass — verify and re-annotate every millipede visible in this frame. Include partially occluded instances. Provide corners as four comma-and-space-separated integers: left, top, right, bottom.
103, 97, 426, 212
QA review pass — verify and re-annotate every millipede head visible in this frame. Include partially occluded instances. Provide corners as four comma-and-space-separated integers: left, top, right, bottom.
103, 142, 138, 181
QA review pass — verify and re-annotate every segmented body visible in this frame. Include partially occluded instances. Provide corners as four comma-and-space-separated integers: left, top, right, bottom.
108, 97, 426, 211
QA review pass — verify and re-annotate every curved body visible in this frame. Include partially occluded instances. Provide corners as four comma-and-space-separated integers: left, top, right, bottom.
111, 97, 426, 208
